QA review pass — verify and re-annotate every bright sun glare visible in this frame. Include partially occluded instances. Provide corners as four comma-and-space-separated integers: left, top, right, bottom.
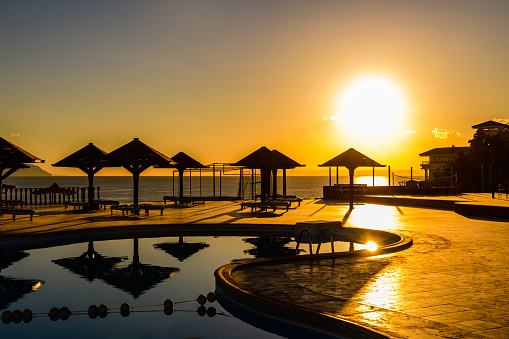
335, 76, 407, 142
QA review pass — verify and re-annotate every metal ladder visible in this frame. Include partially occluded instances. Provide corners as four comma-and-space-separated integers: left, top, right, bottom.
295, 227, 335, 259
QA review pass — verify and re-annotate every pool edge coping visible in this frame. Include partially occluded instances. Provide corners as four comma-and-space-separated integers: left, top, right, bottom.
214, 229, 413, 339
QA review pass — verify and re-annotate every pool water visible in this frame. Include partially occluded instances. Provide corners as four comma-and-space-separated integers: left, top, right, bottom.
0, 236, 355, 338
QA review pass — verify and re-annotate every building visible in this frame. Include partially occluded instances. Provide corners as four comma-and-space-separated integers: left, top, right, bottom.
471, 120, 508, 136
419, 146, 469, 181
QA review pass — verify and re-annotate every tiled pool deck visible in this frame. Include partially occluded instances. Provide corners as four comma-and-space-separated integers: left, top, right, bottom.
1, 193, 508, 338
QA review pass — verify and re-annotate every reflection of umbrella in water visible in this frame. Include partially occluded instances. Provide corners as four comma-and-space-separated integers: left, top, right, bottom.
0, 251, 30, 271
319, 148, 385, 209
100, 238, 179, 299
52, 241, 127, 282
243, 237, 299, 258
0, 276, 43, 310
154, 236, 209, 262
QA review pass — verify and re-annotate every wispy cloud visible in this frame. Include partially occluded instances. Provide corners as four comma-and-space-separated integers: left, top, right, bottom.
432, 128, 450, 139
323, 115, 342, 122
403, 130, 415, 134
10, 133, 21, 137
432, 128, 460, 139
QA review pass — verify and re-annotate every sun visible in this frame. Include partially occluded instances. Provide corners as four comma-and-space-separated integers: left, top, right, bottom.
334, 76, 407, 143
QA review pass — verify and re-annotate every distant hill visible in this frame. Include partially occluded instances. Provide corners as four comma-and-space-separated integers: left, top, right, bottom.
10, 164, 52, 176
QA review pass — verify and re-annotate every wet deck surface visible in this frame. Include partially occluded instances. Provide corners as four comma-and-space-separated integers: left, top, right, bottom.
1, 194, 508, 338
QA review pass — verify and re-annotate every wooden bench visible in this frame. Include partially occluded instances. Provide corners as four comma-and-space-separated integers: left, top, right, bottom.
138, 204, 165, 215
111, 204, 164, 217
163, 196, 205, 205
276, 197, 302, 206
241, 201, 291, 212
255, 195, 302, 206
241, 202, 268, 212
93, 199, 120, 209
64, 201, 90, 210
0, 207, 35, 221
334, 184, 367, 195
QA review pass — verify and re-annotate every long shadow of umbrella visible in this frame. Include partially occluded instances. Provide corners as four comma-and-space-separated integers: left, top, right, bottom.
0, 251, 43, 310
154, 236, 209, 262
99, 238, 179, 299
243, 237, 302, 258
52, 241, 127, 282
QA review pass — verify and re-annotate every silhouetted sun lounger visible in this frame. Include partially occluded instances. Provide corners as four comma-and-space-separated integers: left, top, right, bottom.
0, 207, 35, 221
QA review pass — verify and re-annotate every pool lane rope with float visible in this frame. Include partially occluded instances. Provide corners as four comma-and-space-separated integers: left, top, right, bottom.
1, 291, 228, 324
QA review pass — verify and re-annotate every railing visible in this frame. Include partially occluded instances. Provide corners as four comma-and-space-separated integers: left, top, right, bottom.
295, 227, 336, 258
421, 161, 449, 165
1, 187, 100, 205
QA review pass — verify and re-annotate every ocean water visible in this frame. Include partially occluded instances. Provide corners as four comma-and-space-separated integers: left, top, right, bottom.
3, 173, 424, 203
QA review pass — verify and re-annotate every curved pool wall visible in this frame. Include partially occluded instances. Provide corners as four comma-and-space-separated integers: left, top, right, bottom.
215, 228, 412, 339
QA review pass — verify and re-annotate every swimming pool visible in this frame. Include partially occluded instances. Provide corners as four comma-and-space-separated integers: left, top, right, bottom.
0, 235, 356, 338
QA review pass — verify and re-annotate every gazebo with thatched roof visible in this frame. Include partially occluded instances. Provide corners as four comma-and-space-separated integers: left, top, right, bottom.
231, 146, 304, 203
52, 143, 107, 207
319, 148, 385, 209
102, 138, 174, 210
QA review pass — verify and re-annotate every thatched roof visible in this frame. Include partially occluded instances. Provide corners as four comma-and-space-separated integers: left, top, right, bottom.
52, 143, 107, 168
232, 146, 303, 170
319, 148, 385, 169
0, 137, 44, 166
103, 138, 173, 167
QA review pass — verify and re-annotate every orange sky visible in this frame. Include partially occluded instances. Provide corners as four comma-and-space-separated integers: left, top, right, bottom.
1, 1, 508, 176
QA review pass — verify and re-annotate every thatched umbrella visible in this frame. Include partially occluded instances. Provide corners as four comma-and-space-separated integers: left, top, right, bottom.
52, 143, 107, 206
319, 148, 385, 209
272, 149, 305, 197
156, 152, 208, 199
0, 137, 44, 201
231, 147, 303, 203
102, 138, 173, 210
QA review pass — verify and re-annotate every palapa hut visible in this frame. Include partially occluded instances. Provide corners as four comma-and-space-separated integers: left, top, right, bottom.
52, 143, 107, 207
156, 152, 208, 199
231, 147, 304, 203
102, 138, 174, 210
0, 137, 44, 201
319, 148, 385, 209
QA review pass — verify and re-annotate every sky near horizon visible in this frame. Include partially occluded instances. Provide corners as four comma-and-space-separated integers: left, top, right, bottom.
2, 1, 509, 176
